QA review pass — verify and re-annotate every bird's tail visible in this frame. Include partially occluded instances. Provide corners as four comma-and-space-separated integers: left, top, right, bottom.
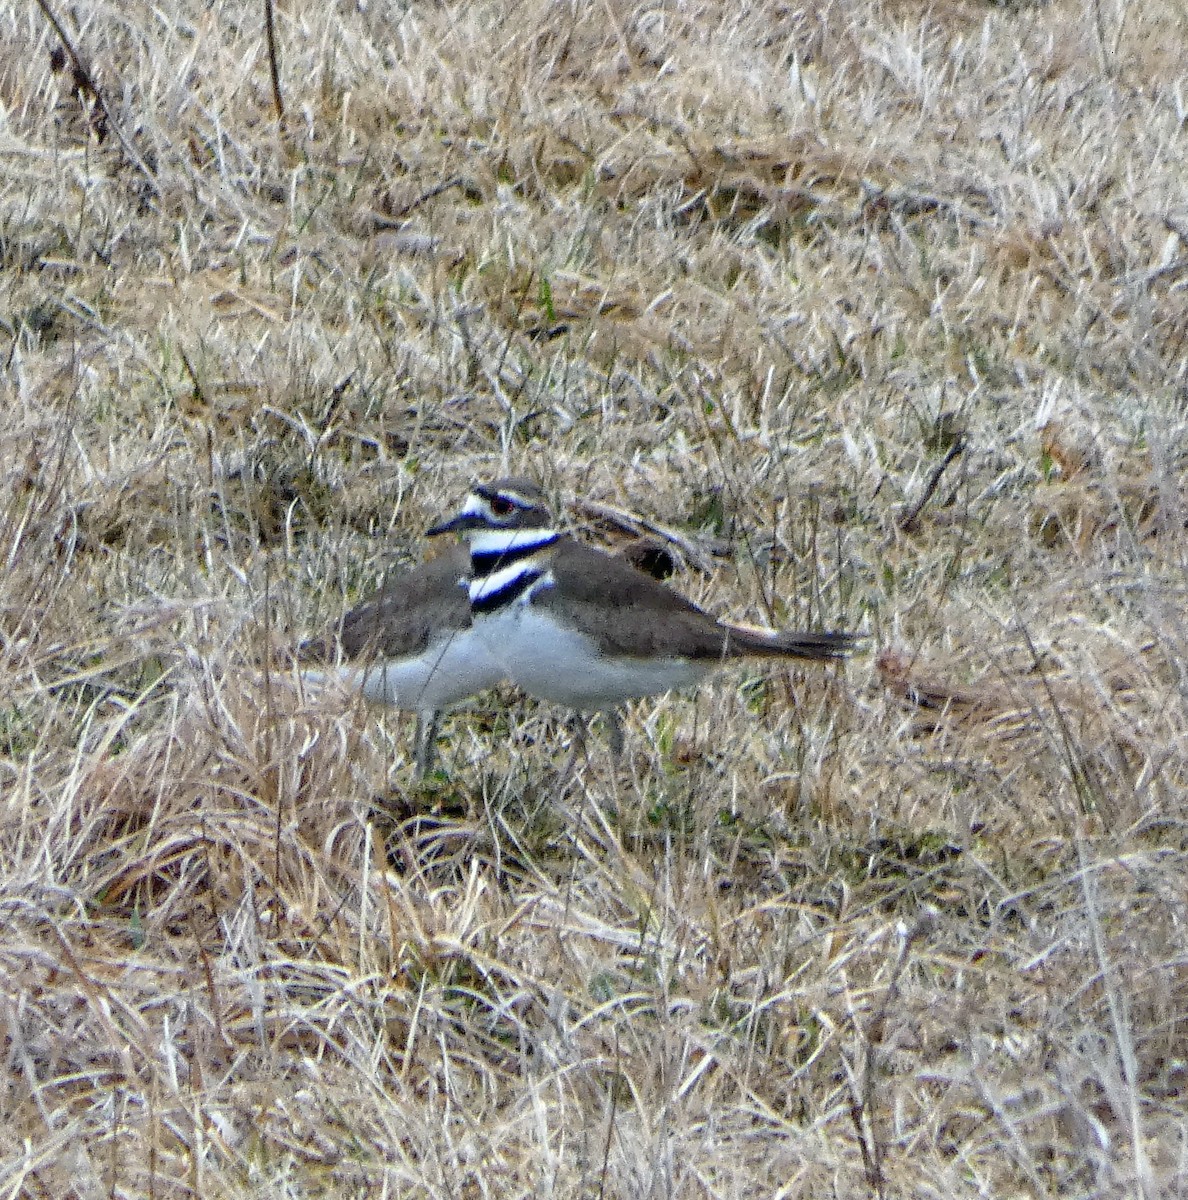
722, 624, 860, 661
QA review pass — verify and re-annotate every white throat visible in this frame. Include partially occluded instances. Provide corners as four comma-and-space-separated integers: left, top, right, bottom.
469, 528, 558, 556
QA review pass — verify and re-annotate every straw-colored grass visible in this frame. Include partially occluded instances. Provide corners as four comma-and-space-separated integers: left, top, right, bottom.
2, 0, 1186, 1193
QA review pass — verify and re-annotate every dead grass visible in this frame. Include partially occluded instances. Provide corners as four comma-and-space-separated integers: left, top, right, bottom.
2, 0, 1187, 1194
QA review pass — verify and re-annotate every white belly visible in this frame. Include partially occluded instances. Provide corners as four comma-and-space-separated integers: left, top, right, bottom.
303, 631, 503, 712
474, 606, 709, 709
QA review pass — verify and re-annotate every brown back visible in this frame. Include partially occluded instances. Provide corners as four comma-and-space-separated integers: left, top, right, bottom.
300, 543, 471, 663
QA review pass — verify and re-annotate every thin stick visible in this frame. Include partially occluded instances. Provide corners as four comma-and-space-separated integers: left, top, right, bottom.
898, 436, 965, 532
34, 0, 161, 197
264, 0, 285, 121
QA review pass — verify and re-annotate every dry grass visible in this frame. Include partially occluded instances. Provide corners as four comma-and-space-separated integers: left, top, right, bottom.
2, 0, 1187, 1194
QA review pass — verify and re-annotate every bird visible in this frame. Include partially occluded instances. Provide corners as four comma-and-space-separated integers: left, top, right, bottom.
426, 477, 859, 764
297, 542, 505, 778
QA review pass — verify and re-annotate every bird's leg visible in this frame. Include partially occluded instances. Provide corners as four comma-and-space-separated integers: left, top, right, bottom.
559, 708, 624, 791
558, 710, 589, 784
413, 710, 441, 781
601, 708, 624, 767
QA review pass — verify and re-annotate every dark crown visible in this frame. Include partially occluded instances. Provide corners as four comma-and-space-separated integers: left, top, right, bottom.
472, 479, 552, 528
427, 477, 553, 537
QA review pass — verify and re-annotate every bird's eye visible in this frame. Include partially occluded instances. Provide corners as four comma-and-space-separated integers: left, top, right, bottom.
489, 495, 515, 516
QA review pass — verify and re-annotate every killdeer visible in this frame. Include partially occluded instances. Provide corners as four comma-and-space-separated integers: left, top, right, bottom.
427, 478, 858, 762
298, 542, 504, 778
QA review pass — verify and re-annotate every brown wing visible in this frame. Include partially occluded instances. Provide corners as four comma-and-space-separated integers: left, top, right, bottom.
300, 544, 471, 664
541, 539, 858, 662
540, 540, 741, 660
